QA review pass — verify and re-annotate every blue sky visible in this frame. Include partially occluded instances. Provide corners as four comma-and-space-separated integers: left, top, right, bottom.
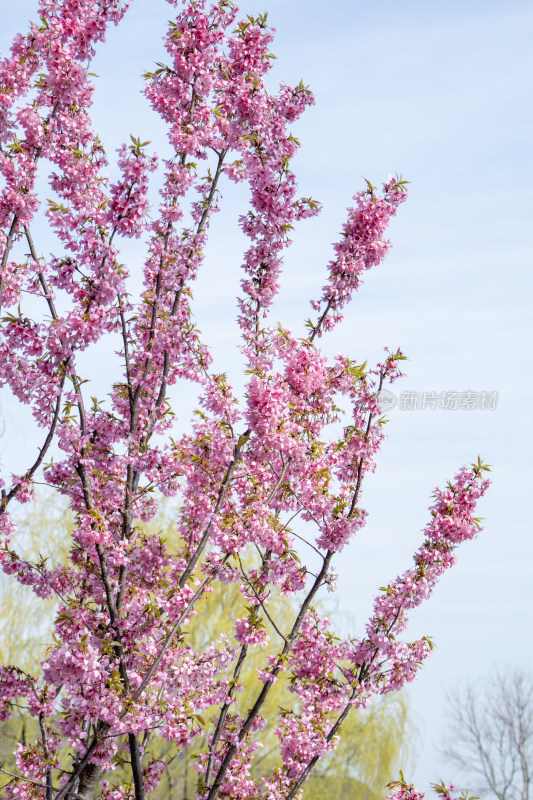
1, 0, 532, 792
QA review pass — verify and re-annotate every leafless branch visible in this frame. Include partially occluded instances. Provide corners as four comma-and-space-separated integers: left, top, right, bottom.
442, 669, 533, 800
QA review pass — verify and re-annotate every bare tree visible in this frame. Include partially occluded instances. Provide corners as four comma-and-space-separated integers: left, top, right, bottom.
443, 670, 533, 800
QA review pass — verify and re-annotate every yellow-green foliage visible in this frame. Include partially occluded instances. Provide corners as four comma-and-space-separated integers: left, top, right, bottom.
147, 575, 412, 800
303, 693, 410, 800
0, 494, 72, 671
0, 498, 413, 799
0, 495, 73, 784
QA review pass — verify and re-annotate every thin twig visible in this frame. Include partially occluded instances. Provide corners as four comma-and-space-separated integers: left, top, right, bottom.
0, 768, 84, 800
0, 372, 66, 515
178, 429, 250, 589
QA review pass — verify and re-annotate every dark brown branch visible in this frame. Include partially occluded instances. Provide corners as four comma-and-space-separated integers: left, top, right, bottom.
0, 768, 84, 800
236, 555, 287, 644
128, 733, 146, 800
38, 712, 53, 800
205, 551, 334, 800
205, 644, 249, 787
286, 686, 358, 800
127, 565, 222, 705
119, 147, 228, 595
178, 429, 250, 589
94, 543, 119, 623
0, 99, 61, 312
25, 226, 59, 320
0, 217, 19, 313
308, 296, 334, 343
142, 147, 229, 440
53, 725, 110, 800
265, 459, 289, 506
0, 371, 66, 514
118, 295, 134, 409
347, 370, 385, 519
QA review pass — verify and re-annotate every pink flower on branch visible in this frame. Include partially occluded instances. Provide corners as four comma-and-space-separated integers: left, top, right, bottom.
309, 176, 408, 340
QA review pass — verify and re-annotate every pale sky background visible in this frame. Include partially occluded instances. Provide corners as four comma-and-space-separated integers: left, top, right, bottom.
1, 0, 532, 794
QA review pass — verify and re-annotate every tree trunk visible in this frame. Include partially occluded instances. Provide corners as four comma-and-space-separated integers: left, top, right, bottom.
77, 763, 101, 800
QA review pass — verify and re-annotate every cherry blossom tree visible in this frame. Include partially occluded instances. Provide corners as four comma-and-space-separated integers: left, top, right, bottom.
0, 1, 490, 799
